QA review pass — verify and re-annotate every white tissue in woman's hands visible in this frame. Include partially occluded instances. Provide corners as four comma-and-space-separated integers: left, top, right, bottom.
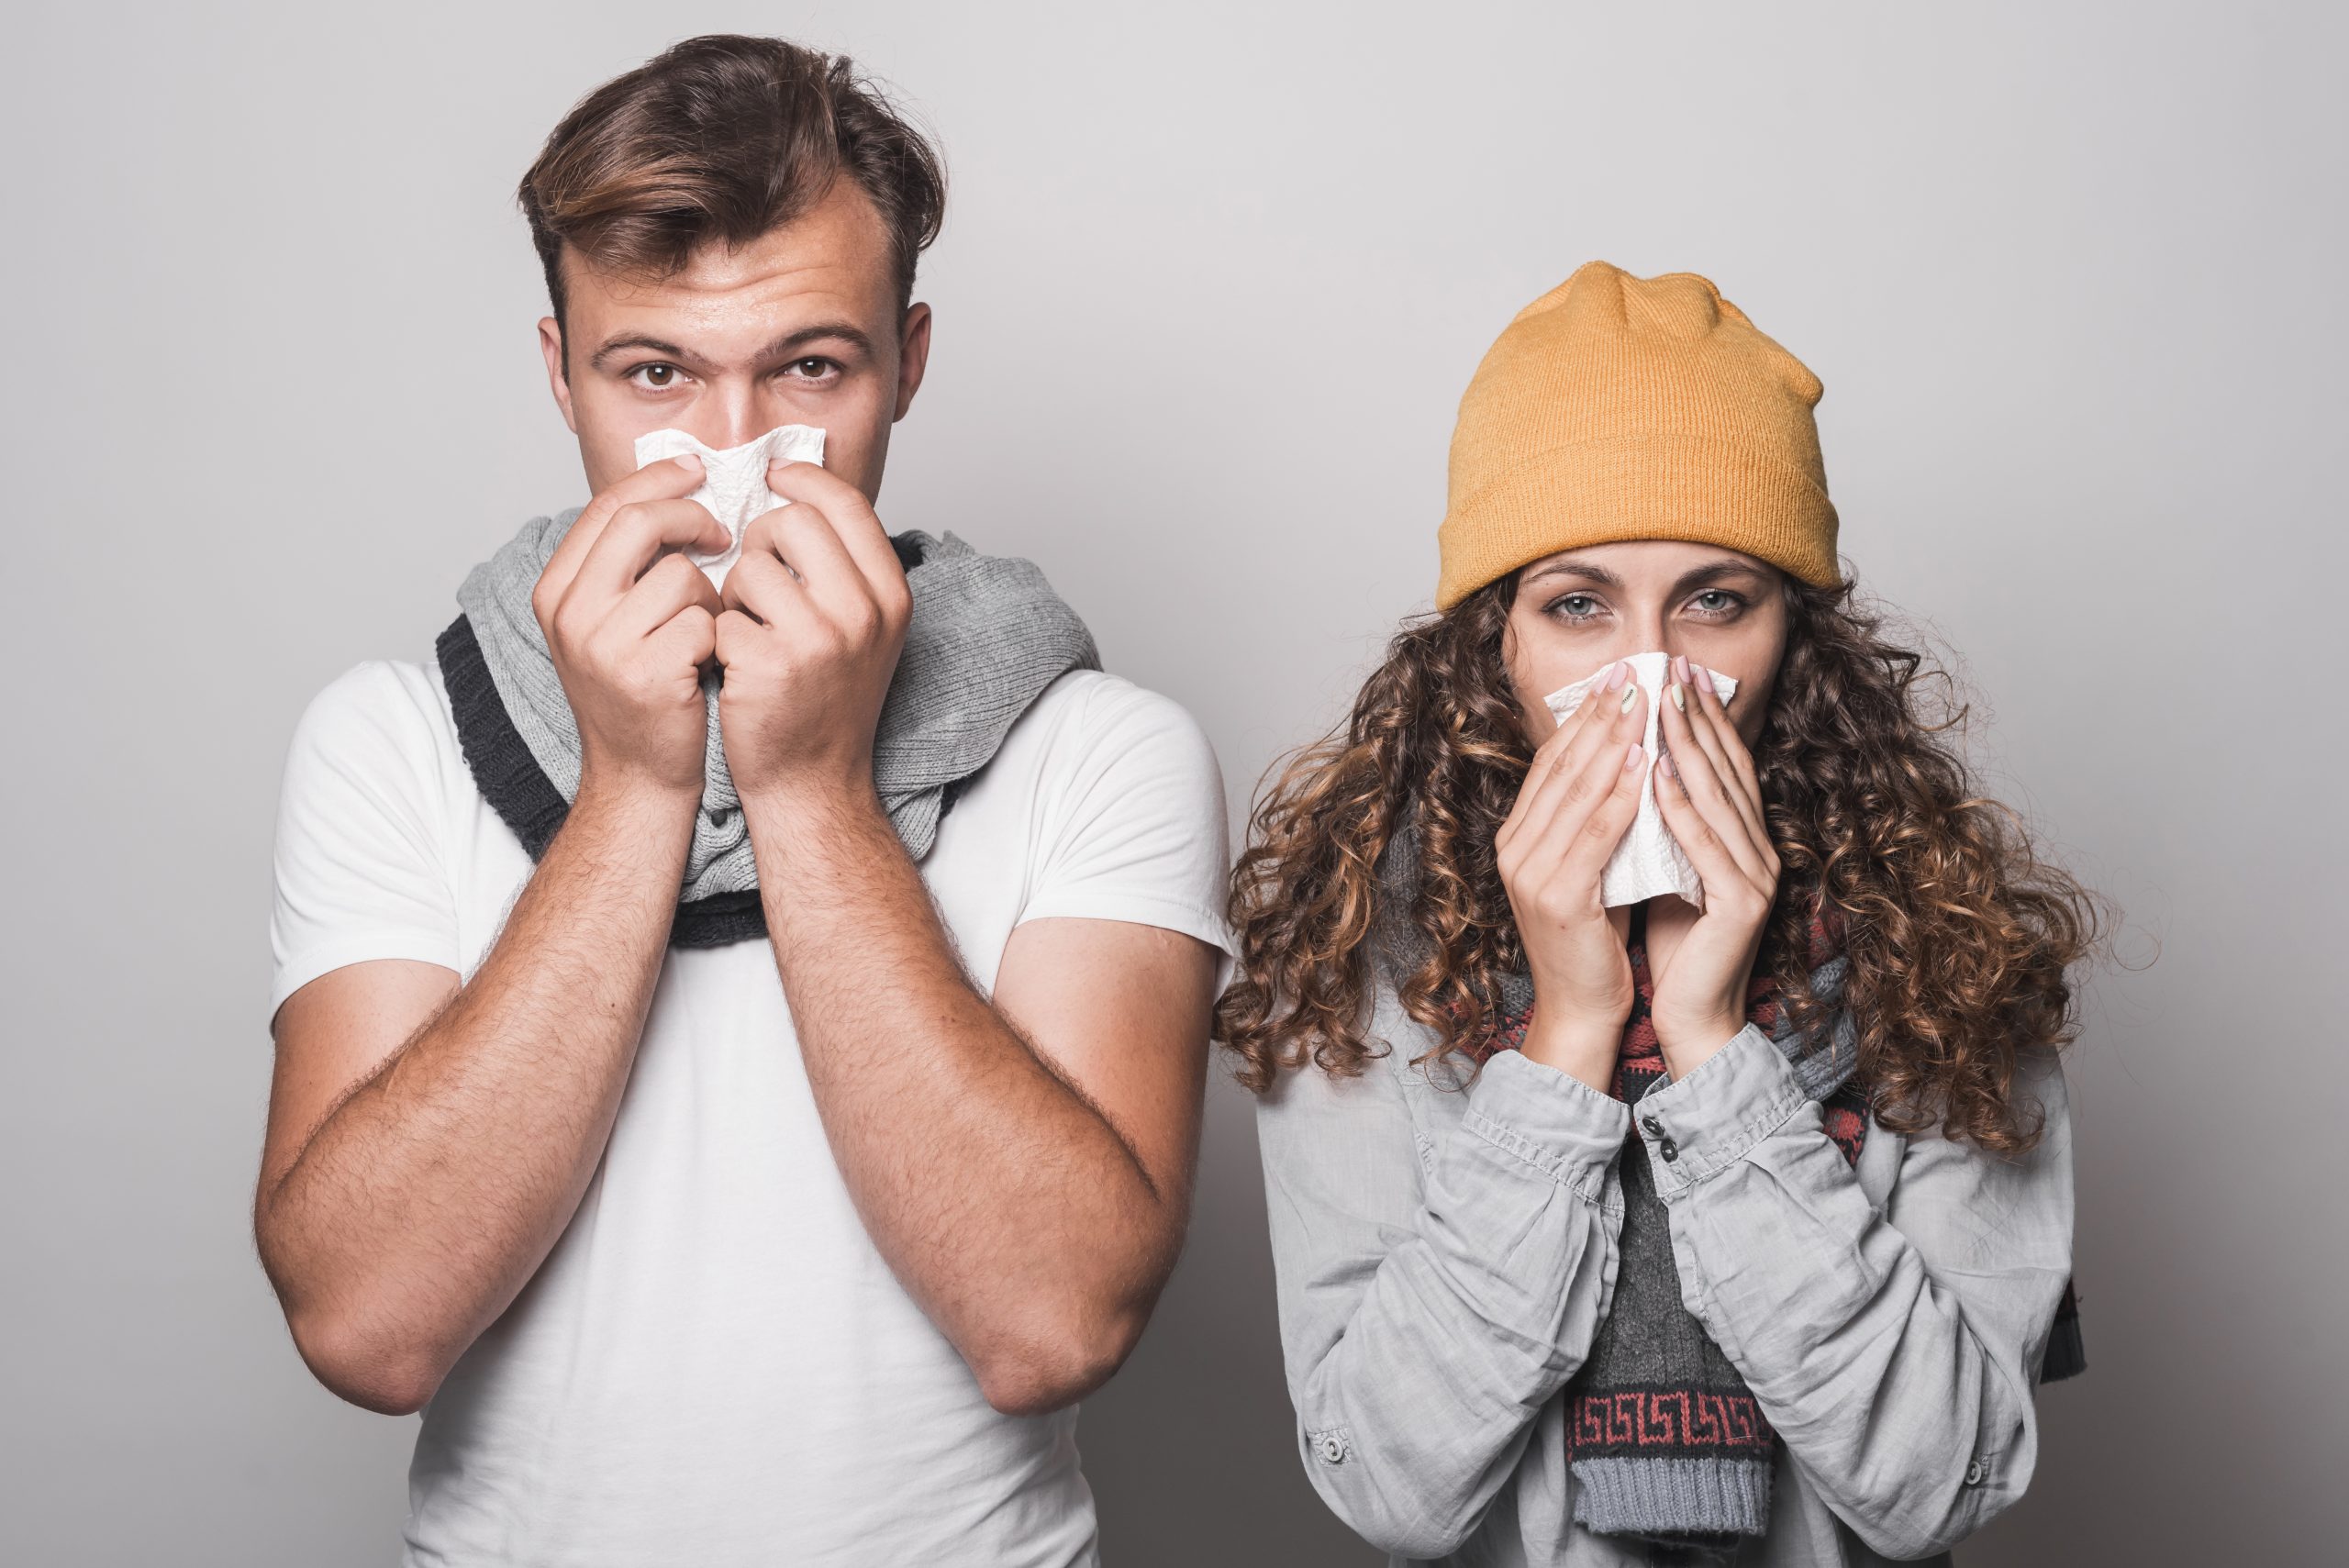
632, 424, 827, 587
1543, 651, 1740, 908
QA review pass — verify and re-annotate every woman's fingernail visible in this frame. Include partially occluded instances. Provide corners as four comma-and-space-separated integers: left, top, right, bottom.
1624, 742, 1643, 771
677, 454, 703, 473
1620, 681, 1640, 713
1669, 683, 1686, 712
1673, 654, 1689, 684
1661, 750, 1679, 779
1603, 662, 1626, 691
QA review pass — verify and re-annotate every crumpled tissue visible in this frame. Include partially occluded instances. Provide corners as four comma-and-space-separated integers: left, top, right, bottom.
1543, 651, 1741, 908
632, 424, 828, 587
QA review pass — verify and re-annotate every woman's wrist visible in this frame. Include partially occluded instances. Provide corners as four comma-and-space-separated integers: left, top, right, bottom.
1520, 1006, 1623, 1095
1653, 1014, 1745, 1080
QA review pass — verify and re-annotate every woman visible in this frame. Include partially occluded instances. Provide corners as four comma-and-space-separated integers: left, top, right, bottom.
1220, 261, 2094, 1566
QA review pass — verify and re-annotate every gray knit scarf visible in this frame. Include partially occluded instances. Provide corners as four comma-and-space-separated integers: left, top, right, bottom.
438, 506, 1097, 947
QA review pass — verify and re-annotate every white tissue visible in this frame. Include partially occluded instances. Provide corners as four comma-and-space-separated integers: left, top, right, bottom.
632, 424, 828, 587
1543, 651, 1740, 908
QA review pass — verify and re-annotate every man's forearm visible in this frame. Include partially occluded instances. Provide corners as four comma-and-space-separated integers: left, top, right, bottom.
258, 780, 693, 1412
745, 786, 1179, 1411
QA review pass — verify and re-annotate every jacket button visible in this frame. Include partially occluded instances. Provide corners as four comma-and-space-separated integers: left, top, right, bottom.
1317, 1432, 1348, 1464
1641, 1115, 1664, 1137
1659, 1138, 1679, 1162
1965, 1458, 1986, 1485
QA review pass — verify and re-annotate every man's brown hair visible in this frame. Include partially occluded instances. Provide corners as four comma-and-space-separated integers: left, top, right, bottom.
518, 35, 946, 334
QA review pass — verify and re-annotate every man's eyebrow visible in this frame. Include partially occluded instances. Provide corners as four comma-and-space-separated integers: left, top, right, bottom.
588, 333, 694, 373
585, 323, 875, 375
756, 322, 874, 361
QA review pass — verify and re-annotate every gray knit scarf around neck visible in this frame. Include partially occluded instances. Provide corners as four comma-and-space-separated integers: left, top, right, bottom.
440, 506, 1098, 947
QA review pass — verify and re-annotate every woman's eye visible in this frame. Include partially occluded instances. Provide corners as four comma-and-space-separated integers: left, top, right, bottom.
1689, 590, 1744, 617
1551, 594, 1603, 621
629, 363, 684, 390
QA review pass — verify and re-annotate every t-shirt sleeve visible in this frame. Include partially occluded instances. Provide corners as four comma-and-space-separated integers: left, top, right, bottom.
267, 660, 463, 1027
1017, 676, 1236, 984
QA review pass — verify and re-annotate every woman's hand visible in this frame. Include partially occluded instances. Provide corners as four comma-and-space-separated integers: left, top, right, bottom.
1650, 653, 1782, 1077
1495, 661, 1650, 1092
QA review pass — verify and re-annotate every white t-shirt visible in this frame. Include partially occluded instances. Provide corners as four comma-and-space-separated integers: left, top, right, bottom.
267, 654, 1234, 1568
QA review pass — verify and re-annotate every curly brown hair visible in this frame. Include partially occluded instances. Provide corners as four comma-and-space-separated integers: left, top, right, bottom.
1216, 572, 2102, 1152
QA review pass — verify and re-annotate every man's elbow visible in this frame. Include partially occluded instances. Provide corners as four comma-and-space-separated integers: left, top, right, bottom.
284, 1305, 449, 1417
970, 1298, 1153, 1418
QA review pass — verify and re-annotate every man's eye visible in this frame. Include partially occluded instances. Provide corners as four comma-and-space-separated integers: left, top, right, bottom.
785, 357, 837, 379
629, 363, 683, 389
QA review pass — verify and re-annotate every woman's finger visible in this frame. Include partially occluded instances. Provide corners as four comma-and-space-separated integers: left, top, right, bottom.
1653, 746, 1767, 907
1550, 737, 1649, 886
1685, 660, 1768, 837
1668, 660, 1769, 855
1508, 735, 1645, 914
1509, 681, 1647, 858
1501, 661, 1629, 845
1658, 690, 1773, 889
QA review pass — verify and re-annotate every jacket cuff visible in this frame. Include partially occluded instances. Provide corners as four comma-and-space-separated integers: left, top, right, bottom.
1462, 1049, 1634, 1209
1631, 1023, 1809, 1197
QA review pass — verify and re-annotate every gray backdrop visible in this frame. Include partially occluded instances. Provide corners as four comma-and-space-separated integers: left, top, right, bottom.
5, 2, 2340, 1562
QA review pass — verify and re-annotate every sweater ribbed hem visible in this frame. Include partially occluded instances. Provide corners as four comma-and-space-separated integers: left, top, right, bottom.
1570, 1455, 1773, 1539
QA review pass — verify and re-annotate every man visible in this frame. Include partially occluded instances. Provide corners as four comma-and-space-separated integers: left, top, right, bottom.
257, 36, 1230, 1565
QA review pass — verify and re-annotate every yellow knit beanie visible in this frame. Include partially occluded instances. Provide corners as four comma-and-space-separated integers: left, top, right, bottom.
1434, 261, 1841, 609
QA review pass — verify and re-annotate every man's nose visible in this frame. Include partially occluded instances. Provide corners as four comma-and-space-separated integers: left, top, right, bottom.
695, 387, 769, 451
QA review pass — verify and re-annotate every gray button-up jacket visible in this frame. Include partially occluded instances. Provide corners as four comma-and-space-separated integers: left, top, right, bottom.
1252, 985, 2076, 1565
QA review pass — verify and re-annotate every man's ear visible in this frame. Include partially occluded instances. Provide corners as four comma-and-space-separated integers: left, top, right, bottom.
892, 302, 933, 422
539, 317, 579, 434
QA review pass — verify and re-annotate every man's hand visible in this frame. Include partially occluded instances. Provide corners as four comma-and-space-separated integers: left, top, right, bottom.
532, 453, 730, 801
714, 461, 912, 805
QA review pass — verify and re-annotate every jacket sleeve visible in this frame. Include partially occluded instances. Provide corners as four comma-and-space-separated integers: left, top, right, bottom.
1253, 1041, 1631, 1560
1631, 1023, 2076, 1561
